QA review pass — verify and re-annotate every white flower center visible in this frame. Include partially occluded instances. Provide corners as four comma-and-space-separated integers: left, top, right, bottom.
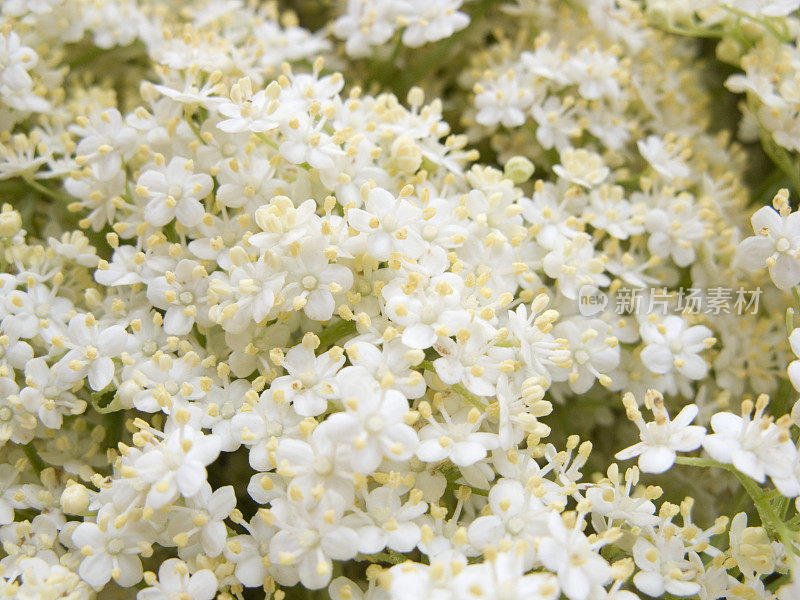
298, 371, 317, 387
365, 415, 384, 434
313, 456, 334, 476
382, 215, 397, 231
776, 237, 791, 253
298, 529, 320, 548
507, 517, 524, 535
302, 275, 318, 291
168, 184, 183, 199
107, 538, 124, 554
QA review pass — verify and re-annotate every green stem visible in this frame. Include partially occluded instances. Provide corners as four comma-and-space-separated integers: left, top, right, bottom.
439, 462, 488, 496
756, 122, 800, 199
316, 319, 357, 349
419, 360, 487, 410
23, 443, 46, 473
721, 6, 789, 42
255, 132, 279, 150
22, 175, 74, 205
734, 471, 797, 569
365, 550, 407, 565
676, 456, 798, 570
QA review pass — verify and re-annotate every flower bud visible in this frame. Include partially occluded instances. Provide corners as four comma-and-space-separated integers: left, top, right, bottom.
504, 156, 535, 184
61, 482, 90, 515
0, 207, 21, 237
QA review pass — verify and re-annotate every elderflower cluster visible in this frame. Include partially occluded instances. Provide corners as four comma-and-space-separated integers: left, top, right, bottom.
3, 1, 800, 599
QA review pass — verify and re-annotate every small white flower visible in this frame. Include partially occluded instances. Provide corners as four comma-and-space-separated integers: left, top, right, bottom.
737, 195, 800, 290
639, 315, 714, 380
138, 559, 217, 600
133, 426, 221, 509
326, 367, 418, 473
632, 534, 700, 598
615, 390, 706, 473
542, 233, 609, 300
552, 148, 609, 188
138, 157, 212, 228
637, 134, 691, 181
342, 487, 427, 554
417, 406, 499, 467
54, 313, 128, 391
702, 395, 797, 484
72, 506, 152, 588
789, 328, 800, 391
347, 186, 425, 261
538, 511, 612, 600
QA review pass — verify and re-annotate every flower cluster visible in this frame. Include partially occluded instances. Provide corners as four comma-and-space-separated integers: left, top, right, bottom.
2, 1, 800, 599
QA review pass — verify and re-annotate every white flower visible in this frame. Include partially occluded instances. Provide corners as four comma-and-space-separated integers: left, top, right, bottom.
399, 0, 470, 48
585, 464, 659, 528
474, 69, 535, 128
553, 317, 618, 393
347, 186, 425, 261
632, 534, 700, 597
789, 328, 800, 391
505, 295, 570, 385
271, 343, 344, 417
637, 135, 691, 182
538, 511, 612, 600
54, 313, 128, 391
453, 551, 559, 600
342, 487, 427, 554
165, 484, 236, 557
417, 405, 499, 467
71, 108, 137, 179
274, 422, 356, 507
326, 367, 418, 473
737, 197, 800, 290
543, 233, 609, 300
467, 477, 556, 556
332, 0, 397, 57
432, 320, 512, 397
644, 198, 705, 268
138, 559, 217, 600
491, 374, 552, 450
133, 425, 221, 509
138, 157, 213, 228
20, 357, 86, 428
268, 498, 360, 590
615, 391, 706, 473
344, 338, 426, 399
382, 271, 469, 350
727, 512, 775, 580
72, 507, 152, 588
552, 148, 609, 188
146, 259, 211, 335
217, 78, 285, 133
702, 396, 797, 484
639, 315, 714, 380
280, 238, 354, 321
